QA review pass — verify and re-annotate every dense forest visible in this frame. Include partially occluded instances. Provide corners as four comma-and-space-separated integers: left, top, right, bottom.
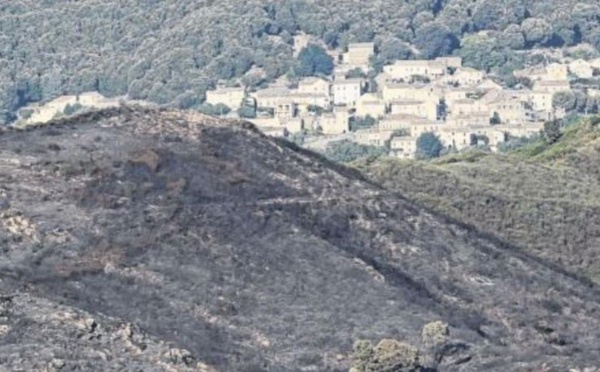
1, 0, 600, 122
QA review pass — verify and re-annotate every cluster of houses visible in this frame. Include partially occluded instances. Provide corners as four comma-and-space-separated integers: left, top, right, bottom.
205, 41, 599, 159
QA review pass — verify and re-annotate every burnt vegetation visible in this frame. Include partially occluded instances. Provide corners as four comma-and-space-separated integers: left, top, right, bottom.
0, 108, 599, 370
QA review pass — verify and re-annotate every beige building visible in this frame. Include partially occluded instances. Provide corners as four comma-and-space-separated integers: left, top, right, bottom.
206, 87, 245, 109
320, 108, 349, 134
353, 129, 394, 147
390, 136, 418, 159
447, 67, 485, 87
409, 121, 442, 138
450, 98, 487, 116
298, 77, 331, 97
288, 93, 331, 113
438, 126, 506, 151
447, 112, 490, 127
444, 88, 471, 104
378, 114, 428, 131
533, 80, 571, 94
332, 79, 364, 107
480, 91, 528, 124
435, 56, 463, 69
389, 99, 438, 121
514, 63, 568, 82
382, 82, 440, 104
546, 63, 569, 81
343, 42, 375, 67
519, 91, 554, 117
282, 118, 304, 134
476, 79, 503, 92
355, 93, 386, 118
568, 59, 594, 79
383, 60, 446, 81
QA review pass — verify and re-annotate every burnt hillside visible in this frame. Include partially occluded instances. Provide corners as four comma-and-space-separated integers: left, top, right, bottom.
0, 107, 599, 371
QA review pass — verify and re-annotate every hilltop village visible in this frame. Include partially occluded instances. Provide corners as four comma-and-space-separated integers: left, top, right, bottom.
205, 40, 597, 158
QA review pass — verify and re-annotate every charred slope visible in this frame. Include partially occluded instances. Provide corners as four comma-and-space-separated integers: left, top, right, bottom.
0, 107, 599, 371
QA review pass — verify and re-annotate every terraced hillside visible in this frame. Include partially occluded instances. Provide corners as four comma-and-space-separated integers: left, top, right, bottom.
0, 108, 599, 370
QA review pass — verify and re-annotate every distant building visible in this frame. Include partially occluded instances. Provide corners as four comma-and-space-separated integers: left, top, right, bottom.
568, 59, 594, 79
320, 108, 349, 134
532, 80, 571, 94
389, 99, 438, 121
343, 42, 375, 67
390, 136, 418, 159
355, 94, 386, 118
332, 79, 364, 107
435, 56, 463, 69
378, 114, 428, 131
353, 128, 394, 147
446, 67, 485, 87
383, 60, 446, 81
297, 77, 331, 97
205, 87, 246, 110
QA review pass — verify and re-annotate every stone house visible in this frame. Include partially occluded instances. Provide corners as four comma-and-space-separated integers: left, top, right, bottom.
482, 91, 528, 124
446, 112, 490, 127
545, 63, 569, 81
332, 78, 364, 107
353, 129, 394, 147
343, 42, 375, 67
382, 82, 440, 104
438, 125, 506, 151
444, 88, 471, 104
568, 59, 594, 79
449, 98, 487, 116
389, 99, 438, 121
320, 108, 349, 134
501, 122, 544, 138
532, 80, 571, 94
355, 93, 386, 118
409, 121, 442, 138
288, 93, 331, 113
383, 60, 445, 81
446, 67, 484, 87
519, 91, 554, 118
297, 77, 331, 97
378, 114, 428, 132
435, 56, 463, 69
206, 87, 246, 109
514, 63, 568, 82
282, 117, 304, 134
476, 79, 503, 92
390, 136, 418, 159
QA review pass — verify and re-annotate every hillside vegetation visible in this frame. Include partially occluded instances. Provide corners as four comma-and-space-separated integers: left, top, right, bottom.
1, 0, 600, 122
1, 107, 600, 370
362, 116, 600, 281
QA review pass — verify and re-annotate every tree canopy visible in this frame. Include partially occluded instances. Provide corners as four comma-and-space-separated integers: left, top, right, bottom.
0, 0, 599, 122
296, 44, 334, 76
416, 132, 444, 159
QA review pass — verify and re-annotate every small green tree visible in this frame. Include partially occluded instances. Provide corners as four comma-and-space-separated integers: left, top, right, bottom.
296, 44, 334, 77
543, 119, 562, 144
325, 140, 387, 163
416, 132, 444, 159
552, 91, 577, 111
490, 112, 501, 125
213, 103, 231, 116
63, 103, 83, 116
346, 68, 367, 79
198, 103, 216, 116
237, 106, 256, 119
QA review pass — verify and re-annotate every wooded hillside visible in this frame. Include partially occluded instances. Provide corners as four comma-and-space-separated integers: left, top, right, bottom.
1, 0, 599, 122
